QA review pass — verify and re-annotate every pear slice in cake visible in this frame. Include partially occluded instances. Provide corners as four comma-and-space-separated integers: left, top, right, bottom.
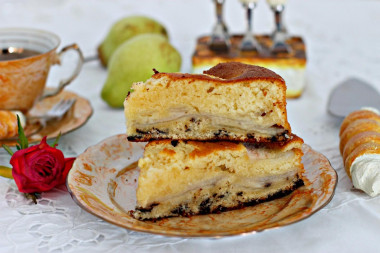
124, 62, 291, 143
131, 134, 304, 220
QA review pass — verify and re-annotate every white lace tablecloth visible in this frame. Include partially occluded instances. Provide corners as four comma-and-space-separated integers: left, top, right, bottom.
1, 0, 379, 252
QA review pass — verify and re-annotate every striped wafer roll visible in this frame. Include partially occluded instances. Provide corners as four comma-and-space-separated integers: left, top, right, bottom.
345, 142, 380, 176
342, 131, 380, 162
339, 119, 380, 154
339, 110, 380, 136
340, 108, 380, 197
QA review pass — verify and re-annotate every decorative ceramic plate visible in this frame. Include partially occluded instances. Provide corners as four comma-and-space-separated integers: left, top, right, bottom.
67, 134, 337, 238
0, 89, 92, 146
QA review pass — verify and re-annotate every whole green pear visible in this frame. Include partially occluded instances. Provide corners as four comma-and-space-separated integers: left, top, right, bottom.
98, 16, 168, 67
101, 34, 181, 108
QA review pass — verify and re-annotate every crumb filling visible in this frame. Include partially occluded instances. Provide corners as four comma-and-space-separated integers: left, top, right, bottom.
130, 112, 284, 136
139, 168, 299, 207
133, 175, 303, 220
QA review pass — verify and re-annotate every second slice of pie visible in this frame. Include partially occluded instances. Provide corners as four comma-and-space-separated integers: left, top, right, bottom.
132, 135, 304, 220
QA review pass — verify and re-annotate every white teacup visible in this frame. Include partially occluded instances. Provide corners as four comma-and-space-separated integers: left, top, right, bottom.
0, 28, 84, 113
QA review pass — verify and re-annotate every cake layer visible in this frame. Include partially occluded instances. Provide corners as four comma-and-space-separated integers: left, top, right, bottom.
133, 135, 304, 220
133, 176, 303, 220
192, 35, 306, 98
125, 62, 291, 143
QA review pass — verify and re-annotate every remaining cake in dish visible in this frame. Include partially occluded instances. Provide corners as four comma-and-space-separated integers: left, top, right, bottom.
124, 62, 291, 143
192, 35, 307, 98
132, 134, 304, 220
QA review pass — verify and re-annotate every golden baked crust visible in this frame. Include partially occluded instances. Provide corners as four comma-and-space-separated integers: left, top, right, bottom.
135, 62, 285, 90
204, 62, 285, 82
125, 62, 291, 143
150, 62, 285, 88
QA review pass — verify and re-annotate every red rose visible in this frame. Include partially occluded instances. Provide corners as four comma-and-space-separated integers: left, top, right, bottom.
10, 137, 75, 193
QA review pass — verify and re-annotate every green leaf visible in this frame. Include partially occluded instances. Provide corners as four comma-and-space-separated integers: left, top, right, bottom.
2, 144, 14, 156
16, 144, 21, 151
0, 166, 13, 179
16, 115, 28, 150
51, 132, 61, 148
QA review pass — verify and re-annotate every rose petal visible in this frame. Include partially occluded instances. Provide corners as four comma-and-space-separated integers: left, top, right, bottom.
38, 136, 49, 149
10, 137, 69, 193
58, 157, 76, 185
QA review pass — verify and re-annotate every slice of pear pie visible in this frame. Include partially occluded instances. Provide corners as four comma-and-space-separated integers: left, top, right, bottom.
124, 62, 304, 220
